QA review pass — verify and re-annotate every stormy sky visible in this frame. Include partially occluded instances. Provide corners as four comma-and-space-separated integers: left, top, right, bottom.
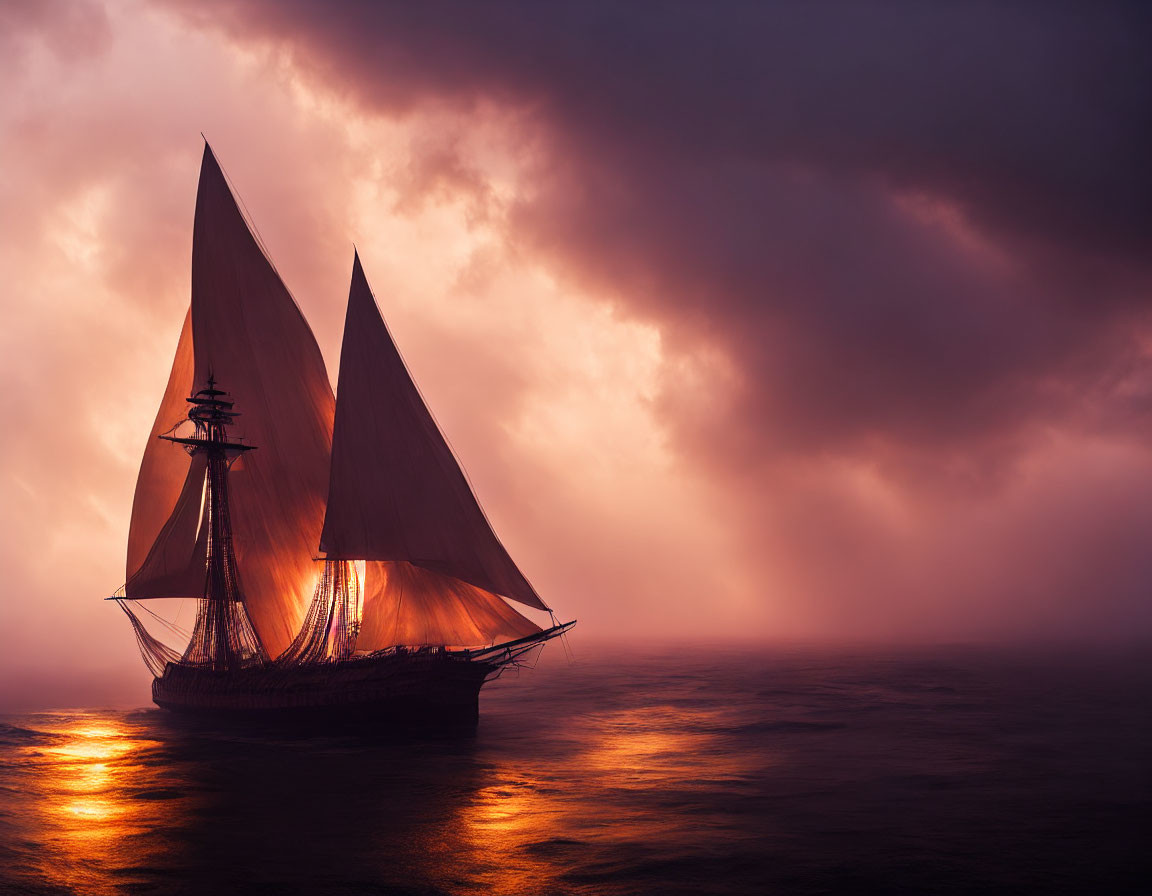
1, 0, 1150, 705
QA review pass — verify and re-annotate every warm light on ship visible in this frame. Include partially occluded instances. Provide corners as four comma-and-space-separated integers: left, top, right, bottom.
353, 559, 366, 628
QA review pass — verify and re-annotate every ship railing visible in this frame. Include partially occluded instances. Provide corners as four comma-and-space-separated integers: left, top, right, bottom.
452, 620, 576, 678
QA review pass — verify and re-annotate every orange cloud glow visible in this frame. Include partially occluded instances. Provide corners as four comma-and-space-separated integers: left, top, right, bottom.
2, 0, 1150, 708
0, 0, 750, 707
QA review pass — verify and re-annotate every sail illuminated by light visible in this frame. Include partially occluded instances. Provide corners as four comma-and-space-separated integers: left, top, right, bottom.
124, 145, 335, 656
125, 310, 204, 599
113, 144, 573, 719
321, 254, 548, 615
358, 561, 541, 650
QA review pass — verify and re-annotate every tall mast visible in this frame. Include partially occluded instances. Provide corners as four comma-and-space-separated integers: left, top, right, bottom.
161, 377, 267, 671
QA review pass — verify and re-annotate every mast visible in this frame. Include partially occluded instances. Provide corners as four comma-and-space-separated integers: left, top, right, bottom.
161, 377, 266, 671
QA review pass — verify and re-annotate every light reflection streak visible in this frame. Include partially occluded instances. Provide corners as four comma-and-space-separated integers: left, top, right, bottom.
580, 705, 757, 791
2, 675, 772, 895
457, 778, 565, 895
17, 712, 175, 896
454, 702, 761, 894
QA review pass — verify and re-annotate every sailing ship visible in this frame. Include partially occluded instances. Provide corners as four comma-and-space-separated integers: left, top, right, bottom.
111, 143, 574, 724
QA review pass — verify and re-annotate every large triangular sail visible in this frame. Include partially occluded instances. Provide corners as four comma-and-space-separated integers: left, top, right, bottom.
314, 254, 545, 650
189, 145, 335, 655
123, 144, 335, 657
321, 254, 548, 613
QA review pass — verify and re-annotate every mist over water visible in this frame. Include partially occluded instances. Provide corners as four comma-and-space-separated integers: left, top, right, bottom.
0, 644, 1147, 895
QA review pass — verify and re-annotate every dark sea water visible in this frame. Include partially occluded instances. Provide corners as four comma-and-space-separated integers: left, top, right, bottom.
0, 644, 1147, 895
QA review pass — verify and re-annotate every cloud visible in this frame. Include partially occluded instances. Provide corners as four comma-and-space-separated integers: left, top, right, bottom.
0, 0, 755, 709
2, 0, 1150, 704
151, 0, 1152, 640
161, 0, 1152, 460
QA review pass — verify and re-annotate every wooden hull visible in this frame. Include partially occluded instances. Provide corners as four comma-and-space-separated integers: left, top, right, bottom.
152, 650, 496, 727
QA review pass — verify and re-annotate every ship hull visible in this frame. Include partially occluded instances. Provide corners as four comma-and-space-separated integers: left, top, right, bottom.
152, 650, 496, 727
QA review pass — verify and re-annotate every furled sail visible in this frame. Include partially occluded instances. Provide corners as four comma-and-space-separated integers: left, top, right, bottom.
125, 144, 335, 656
319, 253, 546, 646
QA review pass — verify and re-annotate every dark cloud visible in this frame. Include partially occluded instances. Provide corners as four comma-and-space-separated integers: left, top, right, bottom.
168, 0, 1151, 250
162, 0, 1152, 470
154, 0, 1152, 638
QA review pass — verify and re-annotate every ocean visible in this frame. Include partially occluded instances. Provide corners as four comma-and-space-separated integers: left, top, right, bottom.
0, 643, 1147, 895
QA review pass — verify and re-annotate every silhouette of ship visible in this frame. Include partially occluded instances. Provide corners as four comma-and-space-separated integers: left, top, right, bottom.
111, 144, 573, 724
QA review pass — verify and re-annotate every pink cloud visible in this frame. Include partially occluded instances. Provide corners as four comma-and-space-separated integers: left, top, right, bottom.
2, 2, 1150, 709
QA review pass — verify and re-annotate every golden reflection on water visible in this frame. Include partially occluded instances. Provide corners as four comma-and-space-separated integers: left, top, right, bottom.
455, 702, 758, 895
7, 697, 761, 894
19, 712, 173, 895
461, 777, 558, 889
582, 705, 755, 789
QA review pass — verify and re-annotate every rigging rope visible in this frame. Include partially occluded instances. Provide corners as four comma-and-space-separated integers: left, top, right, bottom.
117, 599, 181, 678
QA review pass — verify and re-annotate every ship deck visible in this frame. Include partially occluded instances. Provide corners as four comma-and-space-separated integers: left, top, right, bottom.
152, 622, 574, 727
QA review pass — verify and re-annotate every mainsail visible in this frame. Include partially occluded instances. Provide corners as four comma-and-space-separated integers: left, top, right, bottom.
318, 254, 545, 649
124, 144, 335, 656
